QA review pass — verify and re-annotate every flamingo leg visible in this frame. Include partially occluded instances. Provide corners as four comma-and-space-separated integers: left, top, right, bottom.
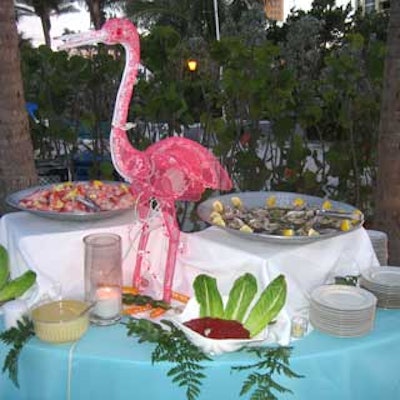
160, 201, 180, 303
132, 199, 151, 289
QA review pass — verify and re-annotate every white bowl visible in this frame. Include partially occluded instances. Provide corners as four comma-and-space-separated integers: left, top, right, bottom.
170, 298, 267, 356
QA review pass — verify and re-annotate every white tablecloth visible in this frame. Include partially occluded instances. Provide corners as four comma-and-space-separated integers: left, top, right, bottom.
0, 211, 379, 344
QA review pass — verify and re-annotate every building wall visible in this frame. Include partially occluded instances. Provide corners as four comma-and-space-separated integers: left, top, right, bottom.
356, 0, 390, 13
265, 0, 284, 22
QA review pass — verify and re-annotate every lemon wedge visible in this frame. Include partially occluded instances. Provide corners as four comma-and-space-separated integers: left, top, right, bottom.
231, 196, 243, 208
340, 219, 352, 231
266, 196, 277, 208
293, 198, 305, 208
352, 209, 363, 224
209, 211, 222, 220
308, 228, 320, 237
282, 229, 294, 236
212, 200, 224, 213
211, 216, 226, 227
322, 200, 332, 210
239, 225, 253, 233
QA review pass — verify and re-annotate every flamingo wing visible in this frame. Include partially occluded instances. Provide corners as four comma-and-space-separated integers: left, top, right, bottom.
146, 137, 232, 201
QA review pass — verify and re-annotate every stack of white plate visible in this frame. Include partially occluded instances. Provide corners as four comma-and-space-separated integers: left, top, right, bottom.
309, 285, 377, 337
360, 266, 400, 309
367, 230, 388, 265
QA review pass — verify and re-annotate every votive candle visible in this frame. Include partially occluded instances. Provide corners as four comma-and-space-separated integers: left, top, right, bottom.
94, 286, 121, 319
290, 316, 308, 339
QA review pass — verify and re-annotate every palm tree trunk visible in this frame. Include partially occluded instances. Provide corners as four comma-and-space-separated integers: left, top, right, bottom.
86, 0, 104, 30
0, 0, 38, 215
374, 0, 400, 264
40, 12, 52, 47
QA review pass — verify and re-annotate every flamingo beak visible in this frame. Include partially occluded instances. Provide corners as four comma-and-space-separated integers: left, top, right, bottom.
58, 29, 106, 50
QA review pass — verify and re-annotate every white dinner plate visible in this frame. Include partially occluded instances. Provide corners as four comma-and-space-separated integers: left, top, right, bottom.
311, 285, 377, 311
362, 267, 400, 287
310, 317, 374, 337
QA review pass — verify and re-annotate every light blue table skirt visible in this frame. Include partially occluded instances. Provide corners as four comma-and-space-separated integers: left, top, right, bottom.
1, 310, 400, 400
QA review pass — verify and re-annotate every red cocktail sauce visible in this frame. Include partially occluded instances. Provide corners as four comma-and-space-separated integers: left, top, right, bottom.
183, 317, 250, 339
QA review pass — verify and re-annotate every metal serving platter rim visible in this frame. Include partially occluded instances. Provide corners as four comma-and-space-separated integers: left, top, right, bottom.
6, 181, 136, 222
197, 191, 363, 244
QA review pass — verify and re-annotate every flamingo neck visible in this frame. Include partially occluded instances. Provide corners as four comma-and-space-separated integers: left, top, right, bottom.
112, 41, 139, 128
110, 38, 150, 182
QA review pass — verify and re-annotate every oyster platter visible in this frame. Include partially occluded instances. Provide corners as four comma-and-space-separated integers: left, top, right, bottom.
197, 191, 363, 244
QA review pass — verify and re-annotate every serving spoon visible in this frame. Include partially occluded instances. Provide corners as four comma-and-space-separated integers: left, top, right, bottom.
76, 196, 101, 212
313, 209, 363, 221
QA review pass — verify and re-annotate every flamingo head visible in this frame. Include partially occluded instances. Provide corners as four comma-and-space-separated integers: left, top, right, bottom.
59, 18, 138, 49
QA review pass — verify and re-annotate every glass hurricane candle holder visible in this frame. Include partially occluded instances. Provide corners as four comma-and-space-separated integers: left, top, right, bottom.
84, 233, 122, 326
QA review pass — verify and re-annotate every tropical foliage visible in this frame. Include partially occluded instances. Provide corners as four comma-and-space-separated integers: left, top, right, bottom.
18, 0, 389, 228
15, 0, 78, 47
21, 43, 123, 178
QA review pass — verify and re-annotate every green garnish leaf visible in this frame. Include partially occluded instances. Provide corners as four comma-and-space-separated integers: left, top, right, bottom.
244, 275, 287, 337
125, 318, 302, 400
125, 318, 211, 400
234, 346, 303, 400
0, 316, 35, 387
224, 273, 258, 322
122, 293, 170, 310
193, 274, 224, 318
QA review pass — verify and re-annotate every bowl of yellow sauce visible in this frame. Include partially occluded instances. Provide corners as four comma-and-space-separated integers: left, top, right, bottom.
31, 300, 90, 344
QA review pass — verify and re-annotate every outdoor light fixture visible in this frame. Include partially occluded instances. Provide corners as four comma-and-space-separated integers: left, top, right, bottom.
187, 59, 198, 72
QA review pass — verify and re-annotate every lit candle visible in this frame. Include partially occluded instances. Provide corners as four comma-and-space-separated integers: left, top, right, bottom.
290, 316, 308, 339
94, 287, 121, 319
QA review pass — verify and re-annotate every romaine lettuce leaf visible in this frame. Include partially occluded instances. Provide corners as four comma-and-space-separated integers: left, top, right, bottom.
193, 274, 224, 318
224, 273, 257, 322
244, 275, 287, 337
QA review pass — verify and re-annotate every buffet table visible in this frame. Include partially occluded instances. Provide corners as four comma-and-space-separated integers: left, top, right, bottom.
1, 309, 400, 400
0, 210, 388, 399
0, 211, 379, 316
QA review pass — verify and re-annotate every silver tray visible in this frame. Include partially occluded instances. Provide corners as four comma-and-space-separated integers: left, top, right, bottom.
197, 191, 363, 244
6, 181, 136, 222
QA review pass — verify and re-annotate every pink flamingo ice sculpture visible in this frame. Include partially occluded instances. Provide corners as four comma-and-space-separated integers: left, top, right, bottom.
60, 18, 232, 302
